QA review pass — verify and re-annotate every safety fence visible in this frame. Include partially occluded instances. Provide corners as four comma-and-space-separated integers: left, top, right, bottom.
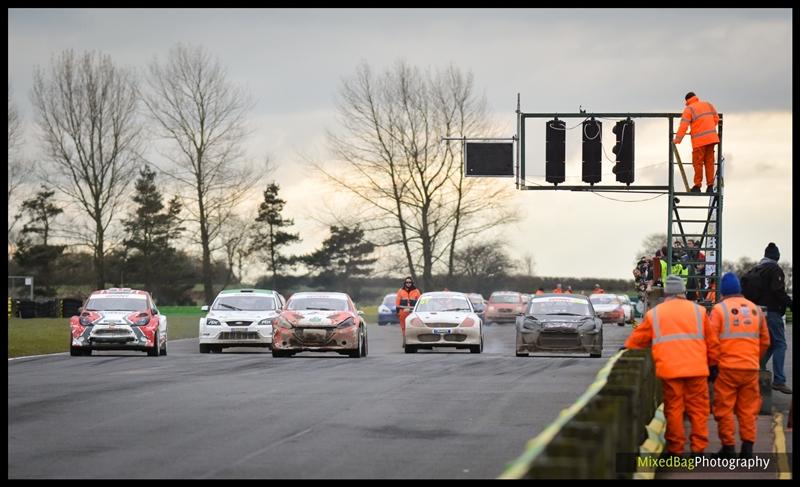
8, 298, 83, 319
499, 349, 660, 479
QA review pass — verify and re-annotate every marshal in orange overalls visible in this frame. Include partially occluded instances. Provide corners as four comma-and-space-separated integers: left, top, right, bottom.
710, 295, 770, 448
396, 286, 421, 336
625, 296, 720, 454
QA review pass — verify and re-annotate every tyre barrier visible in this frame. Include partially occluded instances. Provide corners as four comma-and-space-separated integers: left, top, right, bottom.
11, 299, 79, 318
499, 349, 659, 479
61, 298, 83, 318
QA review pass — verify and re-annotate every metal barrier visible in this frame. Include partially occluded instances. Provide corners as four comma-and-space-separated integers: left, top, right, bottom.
500, 349, 659, 479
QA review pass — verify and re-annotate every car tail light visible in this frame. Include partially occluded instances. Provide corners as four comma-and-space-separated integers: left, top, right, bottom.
460, 317, 475, 327
409, 317, 424, 328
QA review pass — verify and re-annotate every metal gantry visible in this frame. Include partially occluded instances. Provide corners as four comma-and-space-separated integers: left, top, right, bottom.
514, 98, 723, 305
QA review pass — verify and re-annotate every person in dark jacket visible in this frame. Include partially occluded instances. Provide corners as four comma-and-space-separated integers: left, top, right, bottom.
755, 243, 793, 394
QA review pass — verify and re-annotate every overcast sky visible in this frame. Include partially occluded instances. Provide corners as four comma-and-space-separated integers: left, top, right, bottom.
8, 8, 793, 281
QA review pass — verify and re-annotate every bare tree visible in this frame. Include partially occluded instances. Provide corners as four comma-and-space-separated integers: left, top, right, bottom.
143, 44, 255, 304
638, 233, 667, 262
520, 252, 536, 277
320, 61, 516, 290
31, 50, 141, 289
8, 85, 27, 243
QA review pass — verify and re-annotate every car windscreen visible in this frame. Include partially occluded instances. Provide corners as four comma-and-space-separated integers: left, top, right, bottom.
490, 294, 520, 303
382, 295, 395, 306
212, 296, 276, 311
590, 295, 620, 305
468, 296, 484, 307
528, 298, 592, 316
288, 297, 348, 311
85, 297, 148, 312
415, 297, 471, 312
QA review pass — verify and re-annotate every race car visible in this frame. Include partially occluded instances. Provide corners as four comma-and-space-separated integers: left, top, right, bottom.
199, 289, 285, 353
272, 292, 367, 358
515, 294, 603, 358
403, 291, 484, 353
69, 288, 167, 356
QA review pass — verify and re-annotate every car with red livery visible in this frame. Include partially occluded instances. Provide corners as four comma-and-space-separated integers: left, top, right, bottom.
69, 288, 167, 356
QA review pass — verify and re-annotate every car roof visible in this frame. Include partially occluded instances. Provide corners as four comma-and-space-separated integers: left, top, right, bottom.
218, 289, 276, 295
91, 288, 149, 298
531, 293, 591, 302
289, 292, 349, 300
419, 291, 468, 298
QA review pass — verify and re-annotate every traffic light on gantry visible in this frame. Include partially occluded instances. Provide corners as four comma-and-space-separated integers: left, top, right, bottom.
612, 118, 635, 184
545, 118, 565, 184
582, 118, 602, 184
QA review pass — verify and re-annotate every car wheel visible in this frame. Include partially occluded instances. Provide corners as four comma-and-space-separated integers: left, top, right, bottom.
363, 329, 368, 357
213, 345, 223, 353
516, 351, 529, 357
617, 320, 625, 326
404, 345, 417, 353
469, 343, 482, 354
70, 346, 82, 356
272, 349, 292, 358
148, 331, 160, 357
160, 339, 168, 356
348, 328, 365, 358
199, 344, 211, 353
590, 352, 602, 358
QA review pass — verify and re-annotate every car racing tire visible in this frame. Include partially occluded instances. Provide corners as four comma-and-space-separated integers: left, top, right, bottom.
199, 344, 211, 353
590, 351, 602, 358
70, 346, 82, 357
160, 340, 168, 356
516, 351, 529, 357
404, 345, 418, 354
469, 343, 482, 354
348, 328, 366, 358
148, 331, 161, 357
272, 349, 294, 358
617, 320, 625, 327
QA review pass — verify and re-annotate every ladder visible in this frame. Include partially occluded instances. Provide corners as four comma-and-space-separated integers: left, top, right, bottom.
666, 116, 723, 309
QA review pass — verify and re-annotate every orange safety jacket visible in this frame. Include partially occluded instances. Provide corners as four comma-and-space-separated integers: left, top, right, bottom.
625, 297, 720, 379
553, 288, 563, 294
710, 295, 770, 370
396, 287, 421, 312
675, 95, 720, 149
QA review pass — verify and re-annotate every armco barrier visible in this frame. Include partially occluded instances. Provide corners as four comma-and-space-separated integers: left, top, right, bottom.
499, 349, 659, 479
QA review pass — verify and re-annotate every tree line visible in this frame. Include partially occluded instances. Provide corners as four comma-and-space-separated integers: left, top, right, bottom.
8, 44, 547, 304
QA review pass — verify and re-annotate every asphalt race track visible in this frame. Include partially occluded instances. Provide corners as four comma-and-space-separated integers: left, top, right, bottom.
9, 322, 632, 478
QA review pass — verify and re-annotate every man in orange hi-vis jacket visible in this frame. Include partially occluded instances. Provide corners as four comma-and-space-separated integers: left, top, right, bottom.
710, 272, 770, 460
396, 277, 421, 336
625, 275, 720, 457
674, 92, 720, 193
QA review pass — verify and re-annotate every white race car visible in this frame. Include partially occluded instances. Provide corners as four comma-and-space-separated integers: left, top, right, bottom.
199, 289, 284, 353
403, 291, 484, 353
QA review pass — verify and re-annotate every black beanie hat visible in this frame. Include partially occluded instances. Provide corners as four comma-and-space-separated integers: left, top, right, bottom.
764, 242, 780, 261
685, 92, 696, 100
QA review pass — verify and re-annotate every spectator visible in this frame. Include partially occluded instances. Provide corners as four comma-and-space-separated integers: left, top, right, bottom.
750, 243, 793, 394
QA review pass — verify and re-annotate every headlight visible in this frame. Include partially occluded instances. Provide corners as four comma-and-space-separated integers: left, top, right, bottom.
522, 318, 541, 330
79, 316, 94, 327
337, 317, 355, 328
460, 317, 475, 327
133, 316, 150, 326
409, 317, 424, 328
275, 317, 294, 329
258, 318, 274, 327
206, 318, 221, 326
